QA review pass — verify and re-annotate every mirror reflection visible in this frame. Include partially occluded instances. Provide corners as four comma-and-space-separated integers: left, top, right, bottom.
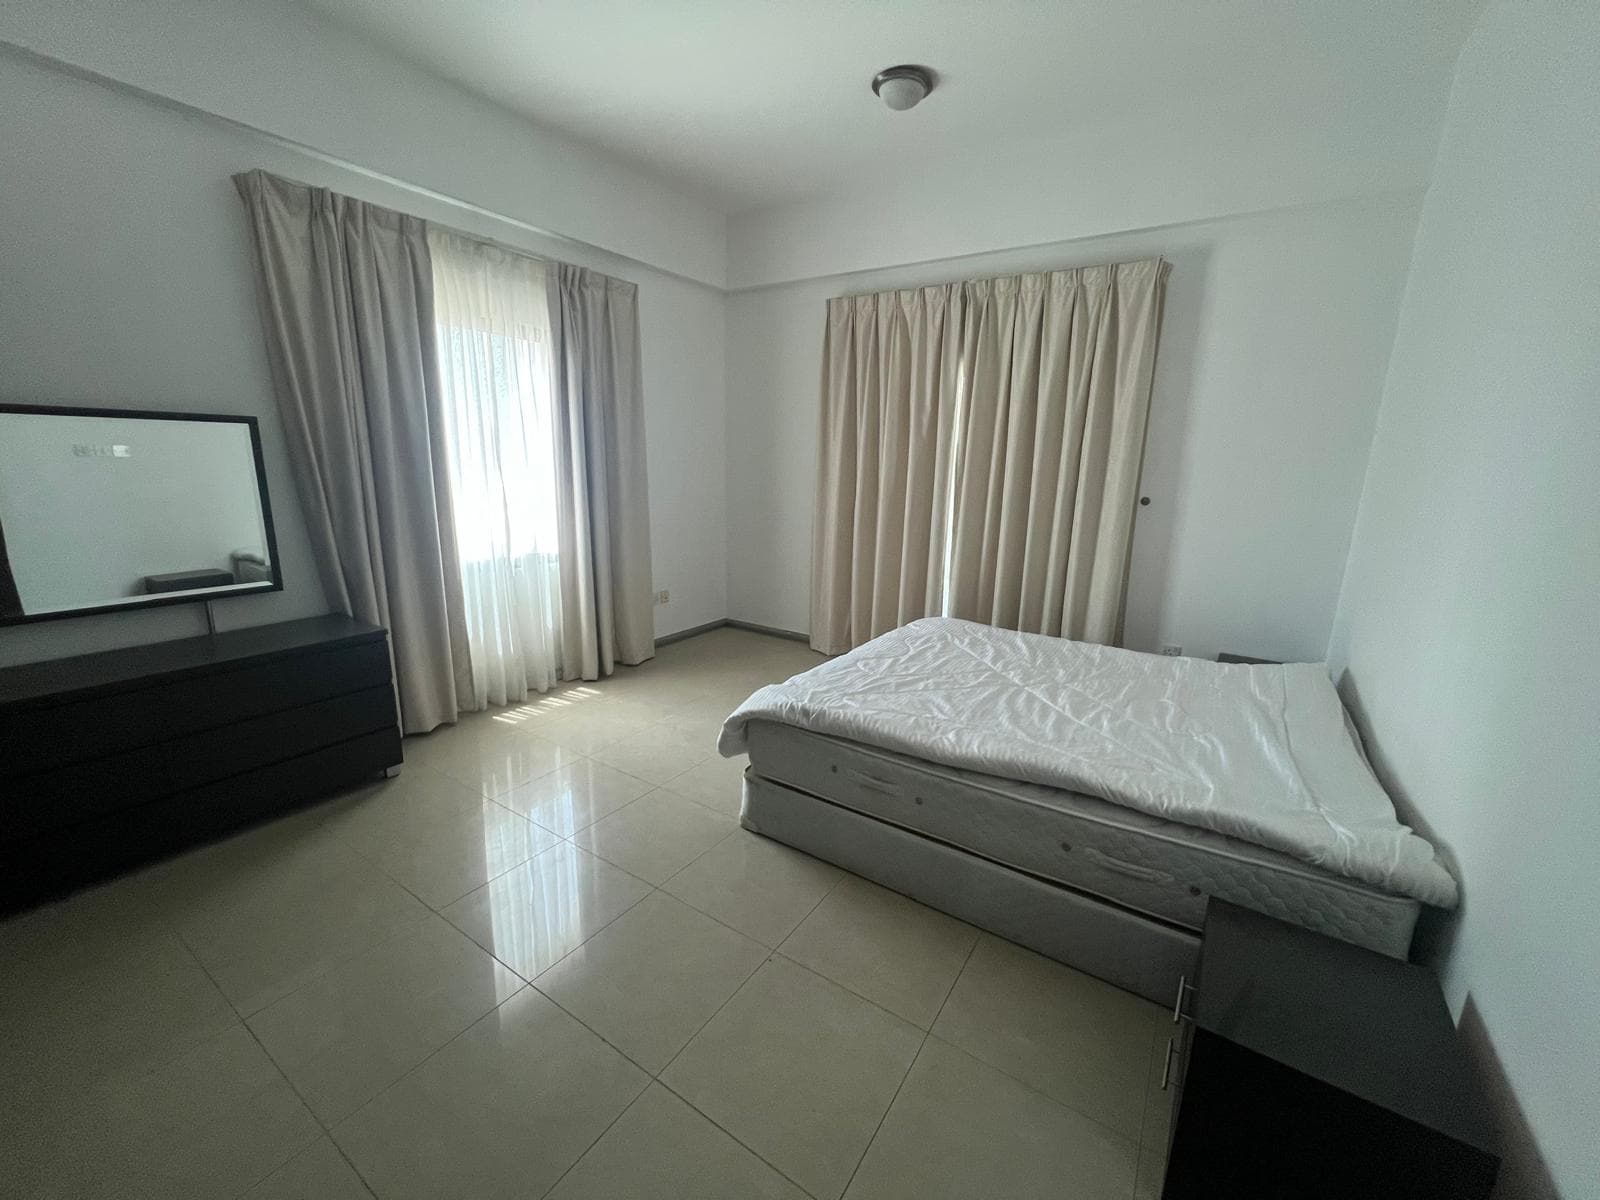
0, 408, 278, 622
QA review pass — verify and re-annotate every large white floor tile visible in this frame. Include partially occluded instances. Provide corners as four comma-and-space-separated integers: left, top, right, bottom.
534, 892, 767, 1072
844, 1037, 1138, 1200
325, 766, 560, 907
320, 762, 484, 838
930, 934, 1161, 1138
138, 813, 433, 1015
652, 711, 729, 756
1135, 1138, 1169, 1200
6, 1025, 320, 1200
574, 788, 736, 885
333, 988, 647, 1200
535, 707, 663, 755
665, 753, 748, 817
441, 841, 652, 980
547, 1084, 807, 1200
399, 713, 520, 767
1136, 1017, 1176, 1198
243, 1137, 372, 1200
499, 759, 652, 834
421, 729, 576, 798
662, 957, 923, 1200
661, 828, 842, 946
248, 914, 523, 1123
591, 723, 714, 784
779, 876, 979, 1028
0, 879, 237, 1124
383, 799, 558, 909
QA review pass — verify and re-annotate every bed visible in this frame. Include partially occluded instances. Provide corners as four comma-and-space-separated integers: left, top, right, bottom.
720, 618, 1457, 1004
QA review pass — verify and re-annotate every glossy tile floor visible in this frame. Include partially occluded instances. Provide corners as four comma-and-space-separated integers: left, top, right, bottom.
0, 627, 1173, 1200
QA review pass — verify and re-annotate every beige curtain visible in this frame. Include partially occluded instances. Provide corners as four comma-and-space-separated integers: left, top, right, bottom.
547, 263, 655, 675
811, 286, 966, 654
812, 259, 1165, 653
948, 261, 1165, 642
234, 170, 471, 733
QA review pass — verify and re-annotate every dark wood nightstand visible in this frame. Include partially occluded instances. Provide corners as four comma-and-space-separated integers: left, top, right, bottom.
1159, 900, 1499, 1199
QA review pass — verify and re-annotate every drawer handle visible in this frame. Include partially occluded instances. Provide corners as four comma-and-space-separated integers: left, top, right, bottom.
1161, 1037, 1177, 1091
1078, 846, 1172, 883
845, 769, 900, 796
1172, 975, 1196, 1024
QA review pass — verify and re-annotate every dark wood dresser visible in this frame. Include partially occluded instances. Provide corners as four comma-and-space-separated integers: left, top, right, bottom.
1161, 899, 1499, 1198
0, 615, 402, 913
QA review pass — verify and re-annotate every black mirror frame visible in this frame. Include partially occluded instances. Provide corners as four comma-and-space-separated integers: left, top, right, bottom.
0, 402, 284, 627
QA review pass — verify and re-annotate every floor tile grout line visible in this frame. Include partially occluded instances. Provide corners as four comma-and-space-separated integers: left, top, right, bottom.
768, 948, 941, 1033
645, 874, 857, 1121
324, 1138, 382, 1200
286, 871, 663, 1143
651, 1075, 829, 1200
233, 1017, 376, 1198
457, 866, 659, 990
531, 1077, 656, 1200
165, 933, 349, 1199
928, 933, 1155, 1146
645, 928, 777, 1083
838, 1029, 930, 1200
914, 1020, 1151, 1150
927, 935, 982, 1036
318, 978, 539, 1152
834, 933, 983, 1198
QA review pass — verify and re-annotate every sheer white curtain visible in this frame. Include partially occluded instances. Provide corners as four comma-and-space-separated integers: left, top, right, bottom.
428, 230, 563, 707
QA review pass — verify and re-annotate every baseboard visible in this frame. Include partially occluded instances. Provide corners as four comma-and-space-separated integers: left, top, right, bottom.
724, 619, 809, 643
654, 619, 728, 646
657, 617, 811, 647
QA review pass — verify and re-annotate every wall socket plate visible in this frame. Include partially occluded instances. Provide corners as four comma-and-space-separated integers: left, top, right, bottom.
652, 589, 670, 606
1160, 645, 1183, 656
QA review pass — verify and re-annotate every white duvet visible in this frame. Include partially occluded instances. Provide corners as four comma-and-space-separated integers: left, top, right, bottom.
720, 618, 1457, 907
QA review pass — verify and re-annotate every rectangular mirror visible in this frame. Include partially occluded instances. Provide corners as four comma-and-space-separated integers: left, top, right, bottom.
0, 404, 282, 625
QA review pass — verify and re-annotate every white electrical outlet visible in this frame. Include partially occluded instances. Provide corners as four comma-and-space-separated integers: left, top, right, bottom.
1160, 645, 1183, 657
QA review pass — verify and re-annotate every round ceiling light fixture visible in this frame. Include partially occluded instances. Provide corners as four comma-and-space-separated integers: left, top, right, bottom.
871, 65, 934, 112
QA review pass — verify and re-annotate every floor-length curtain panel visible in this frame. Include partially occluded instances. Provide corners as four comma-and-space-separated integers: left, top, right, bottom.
429, 230, 563, 707
233, 170, 470, 733
546, 264, 654, 677
811, 285, 965, 655
946, 260, 1166, 643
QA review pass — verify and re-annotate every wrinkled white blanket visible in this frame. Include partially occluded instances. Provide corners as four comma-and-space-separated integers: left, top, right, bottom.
720, 618, 1457, 906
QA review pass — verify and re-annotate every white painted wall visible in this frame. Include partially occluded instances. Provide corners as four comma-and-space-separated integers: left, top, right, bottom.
1326, 3, 1600, 1193
0, 51, 726, 666
0, 0, 725, 287
727, 193, 1421, 661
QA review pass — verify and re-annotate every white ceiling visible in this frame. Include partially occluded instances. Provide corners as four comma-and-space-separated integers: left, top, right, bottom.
294, 0, 1482, 215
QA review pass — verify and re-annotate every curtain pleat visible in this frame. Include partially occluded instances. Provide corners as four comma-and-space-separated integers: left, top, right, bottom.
811, 286, 964, 654
813, 258, 1165, 652
234, 169, 470, 734
548, 264, 655, 677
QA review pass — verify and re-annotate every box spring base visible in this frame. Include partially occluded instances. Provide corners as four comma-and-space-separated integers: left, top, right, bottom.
741, 771, 1198, 1004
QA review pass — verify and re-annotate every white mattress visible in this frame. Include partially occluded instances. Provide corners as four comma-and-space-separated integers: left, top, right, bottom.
744, 721, 1422, 958
722, 618, 1457, 907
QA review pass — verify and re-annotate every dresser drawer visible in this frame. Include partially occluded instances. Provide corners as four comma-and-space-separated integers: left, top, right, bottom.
3, 685, 396, 837
0, 640, 392, 779
2, 727, 401, 913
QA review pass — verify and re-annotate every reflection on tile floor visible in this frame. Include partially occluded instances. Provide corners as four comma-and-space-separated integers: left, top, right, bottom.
0, 625, 1172, 1199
